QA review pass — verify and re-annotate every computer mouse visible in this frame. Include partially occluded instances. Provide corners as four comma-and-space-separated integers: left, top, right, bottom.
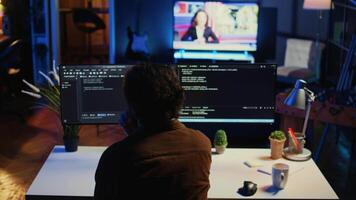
237, 181, 257, 196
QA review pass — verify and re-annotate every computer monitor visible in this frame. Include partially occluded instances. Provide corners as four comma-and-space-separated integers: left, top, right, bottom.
60, 65, 128, 124
177, 64, 276, 124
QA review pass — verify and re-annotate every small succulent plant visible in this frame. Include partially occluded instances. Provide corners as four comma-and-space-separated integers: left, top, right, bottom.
214, 129, 228, 147
270, 130, 286, 141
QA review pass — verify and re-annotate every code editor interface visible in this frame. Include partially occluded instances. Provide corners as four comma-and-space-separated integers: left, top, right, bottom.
177, 64, 276, 123
60, 65, 127, 124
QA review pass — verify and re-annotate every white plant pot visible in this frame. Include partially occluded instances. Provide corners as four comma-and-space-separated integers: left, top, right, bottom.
215, 145, 226, 154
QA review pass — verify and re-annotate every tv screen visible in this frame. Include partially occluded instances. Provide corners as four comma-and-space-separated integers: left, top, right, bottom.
173, 1, 259, 51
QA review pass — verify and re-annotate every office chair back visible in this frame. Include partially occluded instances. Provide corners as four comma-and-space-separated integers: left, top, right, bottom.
72, 8, 107, 63
72, 8, 106, 33
278, 38, 325, 83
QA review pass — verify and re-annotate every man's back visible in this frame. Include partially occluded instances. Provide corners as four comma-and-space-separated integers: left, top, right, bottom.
94, 121, 212, 200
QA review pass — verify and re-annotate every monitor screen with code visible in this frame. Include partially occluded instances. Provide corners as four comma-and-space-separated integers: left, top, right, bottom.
60, 65, 128, 124
176, 64, 276, 124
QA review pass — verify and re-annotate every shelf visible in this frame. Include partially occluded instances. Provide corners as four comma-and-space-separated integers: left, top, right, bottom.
325, 0, 355, 86
328, 39, 356, 55
333, 2, 356, 10
326, 75, 338, 85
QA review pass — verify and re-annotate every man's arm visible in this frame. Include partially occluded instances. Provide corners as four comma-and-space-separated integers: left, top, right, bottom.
94, 141, 131, 200
94, 149, 112, 200
94, 145, 125, 200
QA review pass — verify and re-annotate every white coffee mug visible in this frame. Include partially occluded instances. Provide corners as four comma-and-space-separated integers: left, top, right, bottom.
272, 163, 289, 189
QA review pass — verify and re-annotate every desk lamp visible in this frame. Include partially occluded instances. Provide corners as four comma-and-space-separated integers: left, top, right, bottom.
283, 79, 315, 161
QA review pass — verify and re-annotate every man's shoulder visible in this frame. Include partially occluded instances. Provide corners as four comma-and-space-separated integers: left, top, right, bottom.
99, 137, 133, 166
101, 142, 120, 158
183, 126, 205, 136
102, 136, 134, 156
175, 126, 212, 149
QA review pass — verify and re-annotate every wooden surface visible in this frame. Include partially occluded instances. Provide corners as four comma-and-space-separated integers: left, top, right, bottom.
0, 108, 125, 200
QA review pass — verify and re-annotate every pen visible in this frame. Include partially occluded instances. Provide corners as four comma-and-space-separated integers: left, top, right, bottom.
257, 169, 271, 176
257, 167, 305, 176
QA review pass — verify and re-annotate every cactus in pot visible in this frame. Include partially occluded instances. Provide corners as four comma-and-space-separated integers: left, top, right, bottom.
214, 129, 228, 154
269, 130, 286, 159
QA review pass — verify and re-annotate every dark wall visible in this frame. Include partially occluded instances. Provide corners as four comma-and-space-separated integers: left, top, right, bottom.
296, 2, 329, 40
262, 0, 330, 65
2, 0, 31, 39
262, 0, 293, 33
1, 0, 32, 81
114, 0, 330, 64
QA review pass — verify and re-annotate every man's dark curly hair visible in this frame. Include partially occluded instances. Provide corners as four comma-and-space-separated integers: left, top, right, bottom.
123, 63, 184, 125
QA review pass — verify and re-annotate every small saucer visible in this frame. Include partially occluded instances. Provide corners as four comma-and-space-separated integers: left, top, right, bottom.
284, 147, 311, 161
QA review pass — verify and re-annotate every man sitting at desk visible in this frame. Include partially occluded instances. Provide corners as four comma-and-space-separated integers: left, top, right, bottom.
94, 64, 212, 199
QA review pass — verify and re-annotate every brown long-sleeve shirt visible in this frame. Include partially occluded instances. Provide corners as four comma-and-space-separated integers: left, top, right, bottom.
94, 121, 212, 200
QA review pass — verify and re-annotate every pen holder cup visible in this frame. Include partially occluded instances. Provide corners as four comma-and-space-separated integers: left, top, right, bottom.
288, 132, 305, 154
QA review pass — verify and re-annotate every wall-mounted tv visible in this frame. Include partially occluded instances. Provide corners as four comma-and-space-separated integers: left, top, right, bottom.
173, 1, 259, 52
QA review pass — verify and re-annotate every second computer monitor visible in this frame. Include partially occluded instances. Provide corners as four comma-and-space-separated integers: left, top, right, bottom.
60, 65, 128, 124
176, 64, 276, 124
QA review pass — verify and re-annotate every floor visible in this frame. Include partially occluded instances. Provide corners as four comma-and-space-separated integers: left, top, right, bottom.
0, 108, 125, 200
0, 105, 355, 199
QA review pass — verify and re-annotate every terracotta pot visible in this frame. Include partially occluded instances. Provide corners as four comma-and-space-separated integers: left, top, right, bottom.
63, 136, 79, 152
269, 137, 286, 159
215, 145, 226, 154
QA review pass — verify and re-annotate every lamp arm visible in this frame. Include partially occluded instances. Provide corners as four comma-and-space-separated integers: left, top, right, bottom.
304, 87, 316, 101
302, 100, 312, 138
301, 86, 315, 138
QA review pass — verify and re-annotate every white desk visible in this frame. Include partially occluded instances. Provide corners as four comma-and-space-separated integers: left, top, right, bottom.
26, 146, 338, 199
209, 148, 338, 199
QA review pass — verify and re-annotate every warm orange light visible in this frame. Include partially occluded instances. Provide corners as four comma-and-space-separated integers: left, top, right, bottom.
303, 0, 331, 10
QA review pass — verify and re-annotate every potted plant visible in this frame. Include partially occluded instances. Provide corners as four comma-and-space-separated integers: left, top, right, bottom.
269, 130, 286, 159
22, 62, 80, 152
214, 129, 228, 154
62, 124, 80, 152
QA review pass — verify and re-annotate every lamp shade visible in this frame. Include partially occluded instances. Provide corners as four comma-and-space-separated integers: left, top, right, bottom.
284, 80, 307, 110
303, 0, 331, 10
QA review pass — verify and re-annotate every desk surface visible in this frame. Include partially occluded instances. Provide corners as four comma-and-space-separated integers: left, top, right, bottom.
26, 146, 338, 199
209, 148, 338, 199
